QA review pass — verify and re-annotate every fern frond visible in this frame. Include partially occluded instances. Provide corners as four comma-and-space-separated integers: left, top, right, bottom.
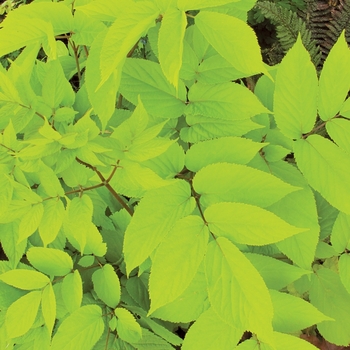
257, 1, 321, 66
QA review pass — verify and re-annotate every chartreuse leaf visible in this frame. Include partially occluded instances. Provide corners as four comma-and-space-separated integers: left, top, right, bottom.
178, 0, 239, 11
182, 307, 243, 350
142, 142, 185, 179
265, 162, 320, 270
196, 54, 243, 83
193, 163, 300, 209
51, 305, 105, 350
42, 59, 75, 109
41, 283, 56, 336
270, 290, 332, 333
0, 269, 49, 290
318, 31, 350, 121
340, 97, 350, 119
149, 215, 209, 313
72, 10, 106, 46
195, 11, 269, 77
63, 195, 93, 253
39, 199, 65, 246
294, 135, 350, 215
180, 114, 263, 142
205, 238, 274, 344
114, 308, 142, 343
310, 267, 350, 346
274, 34, 318, 139
85, 29, 120, 130
75, 0, 124, 22
326, 118, 350, 154
151, 262, 209, 323
245, 253, 311, 290
331, 212, 350, 253
61, 270, 83, 313
0, 18, 55, 58
0, 222, 26, 268
110, 159, 170, 198
120, 58, 187, 118
2, 2, 73, 35
92, 264, 121, 308
0, 173, 13, 213
187, 82, 270, 121
158, 7, 186, 90
111, 98, 174, 162
18, 202, 44, 243
185, 137, 266, 172
205, 202, 305, 245
99, 1, 159, 88
26, 247, 73, 277
339, 254, 350, 294
5, 290, 42, 339
123, 180, 196, 275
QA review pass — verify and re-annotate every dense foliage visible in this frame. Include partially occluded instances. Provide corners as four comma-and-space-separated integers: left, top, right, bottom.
0, 0, 350, 349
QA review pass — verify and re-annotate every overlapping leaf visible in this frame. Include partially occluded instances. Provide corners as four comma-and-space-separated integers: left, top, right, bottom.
205, 238, 274, 344
182, 307, 243, 350
193, 162, 300, 208
149, 215, 209, 313
318, 31, 350, 121
187, 82, 270, 120
310, 267, 350, 346
274, 35, 318, 139
99, 1, 159, 87
294, 135, 350, 214
51, 305, 105, 350
185, 137, 266, 172
158, 7, 187, 89
205, 202, 305, 245
195, 11, 269, 77
123, 180, 196, 275
120, 58, 187, 118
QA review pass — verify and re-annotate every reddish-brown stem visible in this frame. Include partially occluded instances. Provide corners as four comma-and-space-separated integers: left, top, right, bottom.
76, 158, 134, 216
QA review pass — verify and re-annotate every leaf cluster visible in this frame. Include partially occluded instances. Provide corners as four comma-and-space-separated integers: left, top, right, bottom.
0, 1, 350, 350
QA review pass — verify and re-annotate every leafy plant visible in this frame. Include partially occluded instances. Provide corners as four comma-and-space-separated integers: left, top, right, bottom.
0, 0, 350, 349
